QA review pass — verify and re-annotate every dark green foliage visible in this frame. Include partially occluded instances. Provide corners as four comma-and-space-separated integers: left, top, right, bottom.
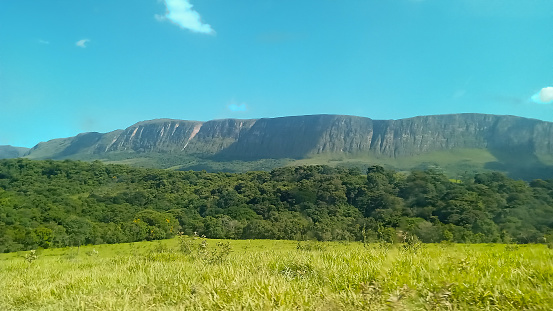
0, 158, 552, 252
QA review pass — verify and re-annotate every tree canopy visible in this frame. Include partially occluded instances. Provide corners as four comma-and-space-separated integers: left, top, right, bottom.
0, 159, 552, 252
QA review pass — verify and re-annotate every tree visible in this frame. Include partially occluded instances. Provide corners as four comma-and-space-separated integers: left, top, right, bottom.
63, 215, 93, 247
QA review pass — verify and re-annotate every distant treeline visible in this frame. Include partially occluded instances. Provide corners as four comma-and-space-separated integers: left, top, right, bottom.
0, 159, 552, 252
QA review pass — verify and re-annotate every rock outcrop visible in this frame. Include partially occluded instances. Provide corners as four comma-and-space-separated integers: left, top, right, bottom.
23, 113, 553, 161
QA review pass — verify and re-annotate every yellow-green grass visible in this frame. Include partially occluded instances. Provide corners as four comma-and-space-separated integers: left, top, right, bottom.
1, 240, 552, 310
291, 149, 497, 172
103, 157, 157, 167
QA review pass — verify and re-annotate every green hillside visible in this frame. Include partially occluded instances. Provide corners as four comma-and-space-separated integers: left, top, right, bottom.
0, 145, 29, 159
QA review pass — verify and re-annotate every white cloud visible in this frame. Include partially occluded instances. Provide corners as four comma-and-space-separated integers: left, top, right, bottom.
156, 0, 214, 34
539, 87, 553, 103
228, 103, 247, 112
76, 39, 90, 48
531, 87, 553, 104
38, 39, 50, 45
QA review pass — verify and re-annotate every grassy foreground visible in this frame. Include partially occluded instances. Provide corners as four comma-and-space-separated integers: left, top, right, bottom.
1, 239, 552, 310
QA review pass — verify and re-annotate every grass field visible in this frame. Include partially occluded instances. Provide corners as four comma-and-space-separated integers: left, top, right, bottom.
290, 149, 498, 176
1, 239, 552, 310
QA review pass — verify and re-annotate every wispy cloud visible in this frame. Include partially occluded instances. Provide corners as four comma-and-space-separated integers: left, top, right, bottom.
38, 39, 50, 45
75, 39, 90, 48
531, 87, 553, 104
452, 89, 466, 100
155, 0, 214, 34
228, 103, 247, 112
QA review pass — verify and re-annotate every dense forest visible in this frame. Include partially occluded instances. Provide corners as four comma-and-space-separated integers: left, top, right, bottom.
0, 158, 552, 252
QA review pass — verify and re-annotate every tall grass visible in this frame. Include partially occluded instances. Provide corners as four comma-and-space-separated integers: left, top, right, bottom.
1, 239, 551, 310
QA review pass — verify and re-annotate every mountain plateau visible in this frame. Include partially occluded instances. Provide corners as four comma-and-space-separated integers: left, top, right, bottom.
9, 113, 553, 179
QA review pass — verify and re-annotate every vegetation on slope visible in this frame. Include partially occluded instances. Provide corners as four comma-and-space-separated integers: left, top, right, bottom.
0, 158, 552, 252
37, 146, 553, 181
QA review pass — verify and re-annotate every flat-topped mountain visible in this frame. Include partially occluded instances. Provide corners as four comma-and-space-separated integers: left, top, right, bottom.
18, 114, 553, 179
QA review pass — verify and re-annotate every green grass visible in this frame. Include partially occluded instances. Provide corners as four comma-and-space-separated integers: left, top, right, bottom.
82, 152, 293, 173
290, 148, 498, 176
1, 239, 551, 310
24, 146, 553, 179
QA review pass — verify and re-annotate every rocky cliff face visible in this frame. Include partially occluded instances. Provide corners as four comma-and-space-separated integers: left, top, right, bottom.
219, 114, 553, 159
103, 119, 202, 153
23, 114, 553, 161
98, 118, 258, 154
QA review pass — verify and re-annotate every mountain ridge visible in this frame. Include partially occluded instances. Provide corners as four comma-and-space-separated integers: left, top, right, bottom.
9, 113, 553, 179
0, 145, 30, 159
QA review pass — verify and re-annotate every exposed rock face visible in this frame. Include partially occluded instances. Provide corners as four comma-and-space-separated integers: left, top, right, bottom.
104, 119, 202, 153
23, 114, 553, 160
99, 118, 258, 154
0, 145, 30, 159
219, 114, 553, 159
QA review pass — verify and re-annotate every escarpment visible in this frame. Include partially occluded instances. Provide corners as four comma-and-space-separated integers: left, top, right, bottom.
23, 113, 553, 163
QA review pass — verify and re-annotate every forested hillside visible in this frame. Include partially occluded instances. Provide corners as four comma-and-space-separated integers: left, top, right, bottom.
1, 158, 552, 252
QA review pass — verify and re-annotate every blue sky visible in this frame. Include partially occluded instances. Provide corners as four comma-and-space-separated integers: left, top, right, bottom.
1, 0, 552, 148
